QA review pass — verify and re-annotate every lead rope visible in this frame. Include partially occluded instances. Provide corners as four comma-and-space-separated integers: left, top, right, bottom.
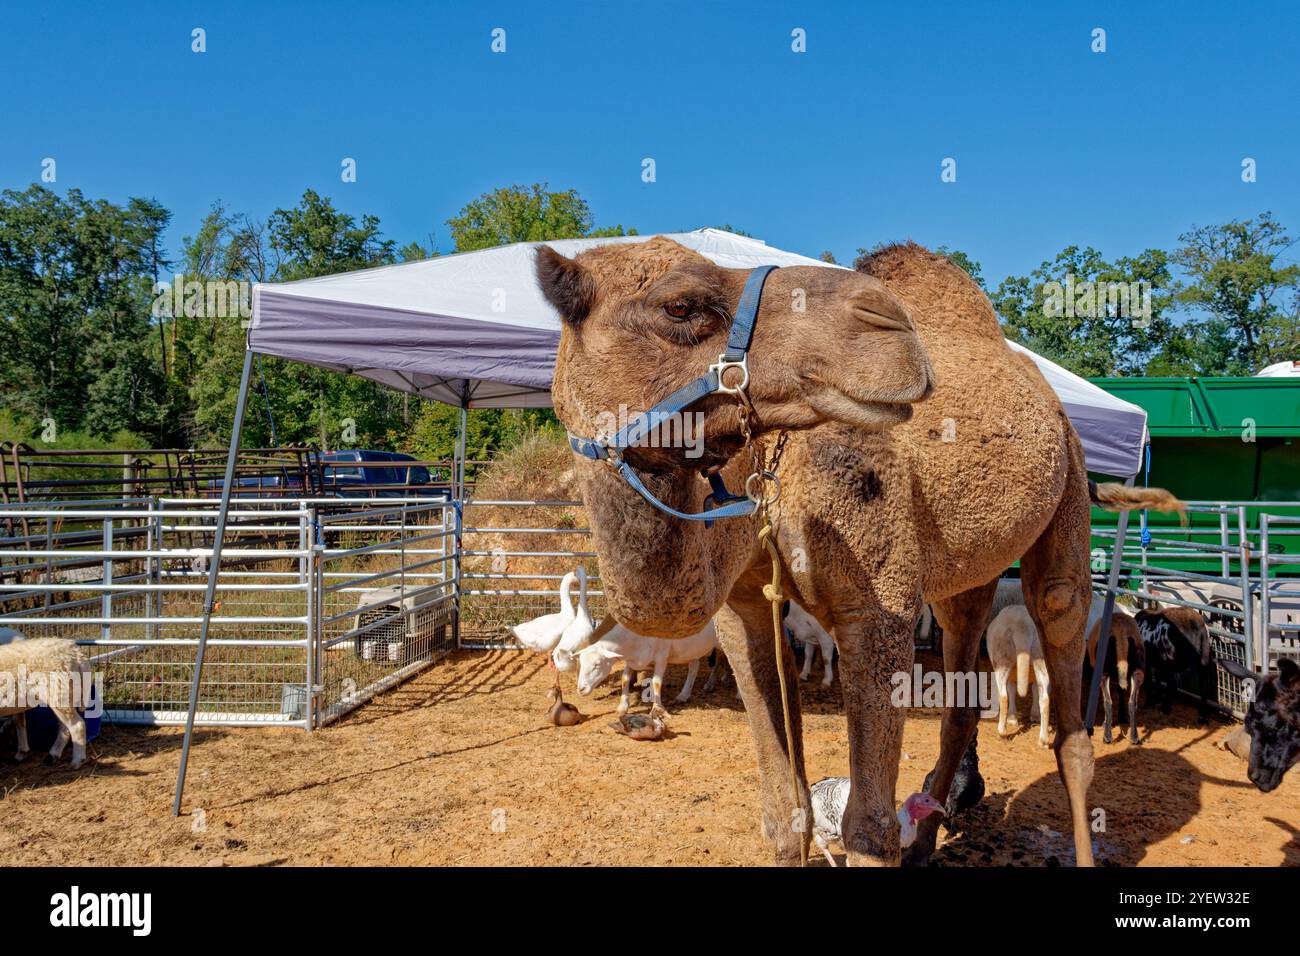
746, 428, 806, 866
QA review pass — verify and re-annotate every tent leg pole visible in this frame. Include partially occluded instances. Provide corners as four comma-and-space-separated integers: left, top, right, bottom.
453, 405, 467, 648
172, 348, 254, 816
456, 406, 467, 499
1085, 476, 1135, 732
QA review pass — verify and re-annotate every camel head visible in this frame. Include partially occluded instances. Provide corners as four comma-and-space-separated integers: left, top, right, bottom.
537, 237, 934, 472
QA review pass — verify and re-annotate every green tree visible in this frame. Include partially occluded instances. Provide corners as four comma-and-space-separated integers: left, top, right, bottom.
0, 185, 170, 439
267, 189, 396, 280
407, 404, 559, 463
1170, 213, 1300, 374
447, 184, 632, 252
991, 246, 1175, 377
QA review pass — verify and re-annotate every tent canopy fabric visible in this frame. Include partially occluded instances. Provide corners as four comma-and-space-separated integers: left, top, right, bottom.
248, 228, 1148, 477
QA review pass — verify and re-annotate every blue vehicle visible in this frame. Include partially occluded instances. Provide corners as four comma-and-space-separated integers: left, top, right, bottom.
207, 450, 447, 498
321, 450, 447, 498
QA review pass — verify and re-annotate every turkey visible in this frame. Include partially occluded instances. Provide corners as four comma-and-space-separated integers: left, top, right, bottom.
808, 780, 944, 866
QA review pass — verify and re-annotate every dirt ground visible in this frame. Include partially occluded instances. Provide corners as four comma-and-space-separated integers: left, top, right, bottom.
1, 649, 1295, 867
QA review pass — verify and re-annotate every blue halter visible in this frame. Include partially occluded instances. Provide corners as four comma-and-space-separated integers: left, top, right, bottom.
568, 265, 779, 523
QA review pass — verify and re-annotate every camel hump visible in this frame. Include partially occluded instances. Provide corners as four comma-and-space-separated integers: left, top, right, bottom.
855, 241, 1003, 340
1088, 480, 1186, 517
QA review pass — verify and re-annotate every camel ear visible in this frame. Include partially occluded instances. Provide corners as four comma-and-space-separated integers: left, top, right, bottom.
536, 245, 596, 324
1278, 657, 1300, 690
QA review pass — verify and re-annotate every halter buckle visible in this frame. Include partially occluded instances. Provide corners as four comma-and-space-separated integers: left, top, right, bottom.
710, 354, 750, 395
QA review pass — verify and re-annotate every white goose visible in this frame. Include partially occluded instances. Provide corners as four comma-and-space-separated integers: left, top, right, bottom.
552, 566, 596, 672
511, 570, 578, 655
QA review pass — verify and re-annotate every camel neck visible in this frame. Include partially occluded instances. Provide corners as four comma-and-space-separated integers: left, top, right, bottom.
577, 458, 758, 636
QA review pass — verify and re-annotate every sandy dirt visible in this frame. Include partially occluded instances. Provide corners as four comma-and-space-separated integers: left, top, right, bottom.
1, 649, 1295, 867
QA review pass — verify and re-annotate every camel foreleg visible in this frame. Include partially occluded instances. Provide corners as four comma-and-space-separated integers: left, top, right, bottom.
715, 579, 809, 866
904, 579, 997, 866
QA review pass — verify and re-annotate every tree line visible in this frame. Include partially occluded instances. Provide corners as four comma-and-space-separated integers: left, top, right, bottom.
0, 181, 1295, 461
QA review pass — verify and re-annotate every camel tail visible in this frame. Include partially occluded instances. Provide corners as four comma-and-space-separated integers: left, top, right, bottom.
1088, 481, 1186, 521
1016, 651, 1030, 698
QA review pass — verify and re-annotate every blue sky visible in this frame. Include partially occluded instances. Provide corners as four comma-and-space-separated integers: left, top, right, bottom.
3, 0, 1297, 285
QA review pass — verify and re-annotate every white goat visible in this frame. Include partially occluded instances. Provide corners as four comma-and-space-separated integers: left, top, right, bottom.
576, 620, 718, 715
0, 634, 92, 768
784, 601, 835, 687
985, 605, 1051, 747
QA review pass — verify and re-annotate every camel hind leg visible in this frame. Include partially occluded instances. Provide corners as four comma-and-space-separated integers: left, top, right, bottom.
903, 578, 998, 866
1018, 455, 1096, 867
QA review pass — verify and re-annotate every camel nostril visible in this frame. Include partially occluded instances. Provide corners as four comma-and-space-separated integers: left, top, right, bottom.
849, 305, 912, 332
845, 293, 914, 332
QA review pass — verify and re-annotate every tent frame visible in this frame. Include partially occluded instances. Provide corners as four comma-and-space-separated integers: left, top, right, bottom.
170, 346, 1134, 815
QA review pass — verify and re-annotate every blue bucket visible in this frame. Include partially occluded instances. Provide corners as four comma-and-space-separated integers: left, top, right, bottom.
21, 680, 101, 752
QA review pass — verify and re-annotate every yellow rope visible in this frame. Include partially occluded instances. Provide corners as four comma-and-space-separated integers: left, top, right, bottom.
759, 520, 807, 867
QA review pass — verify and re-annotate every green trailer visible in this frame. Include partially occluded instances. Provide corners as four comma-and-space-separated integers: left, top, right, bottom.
1088, 376, 1300, 577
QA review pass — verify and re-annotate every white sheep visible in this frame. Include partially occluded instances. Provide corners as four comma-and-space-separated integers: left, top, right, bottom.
985, 604, 1051, 747
576, 620, 718, 715
0, 633, 92, 769
785, 601, 835, 687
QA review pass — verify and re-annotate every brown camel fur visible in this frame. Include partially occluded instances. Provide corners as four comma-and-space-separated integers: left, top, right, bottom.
536, 236, 1182, 866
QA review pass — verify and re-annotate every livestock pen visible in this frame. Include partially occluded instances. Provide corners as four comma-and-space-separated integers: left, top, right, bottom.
2, 491, 1293, 729
1, 490, 1298, 867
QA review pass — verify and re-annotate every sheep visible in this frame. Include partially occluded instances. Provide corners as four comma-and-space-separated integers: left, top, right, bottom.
1087, 605, 1146, 745
576, 620, 718, 715
985, 604, 1051, 747
0, 634, 92, 769
784, 601, 835, 687
989, 578, 1027, 619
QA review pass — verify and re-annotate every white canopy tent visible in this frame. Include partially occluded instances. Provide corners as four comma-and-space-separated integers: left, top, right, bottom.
246, 228, 1148, 476
174, 228, 1148, 810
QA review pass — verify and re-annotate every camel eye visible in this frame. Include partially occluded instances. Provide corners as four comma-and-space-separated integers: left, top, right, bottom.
664, 300, 692, 319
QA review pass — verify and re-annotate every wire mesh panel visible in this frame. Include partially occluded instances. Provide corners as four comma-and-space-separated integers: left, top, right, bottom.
457, 499, 605, 649
7, 493, 1299, 730
314, 499, 456, 726
0, 499, 313, 725
1090, 502, 1300, 717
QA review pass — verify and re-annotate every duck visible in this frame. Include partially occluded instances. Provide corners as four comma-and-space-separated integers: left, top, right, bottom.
608, 704, 669, 741
511, 570, 578, 655
545, 685, 582, 726
552, 566, 596, 671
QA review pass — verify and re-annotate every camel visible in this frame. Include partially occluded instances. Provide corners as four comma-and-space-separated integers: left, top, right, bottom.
535, 236, 1181, 866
